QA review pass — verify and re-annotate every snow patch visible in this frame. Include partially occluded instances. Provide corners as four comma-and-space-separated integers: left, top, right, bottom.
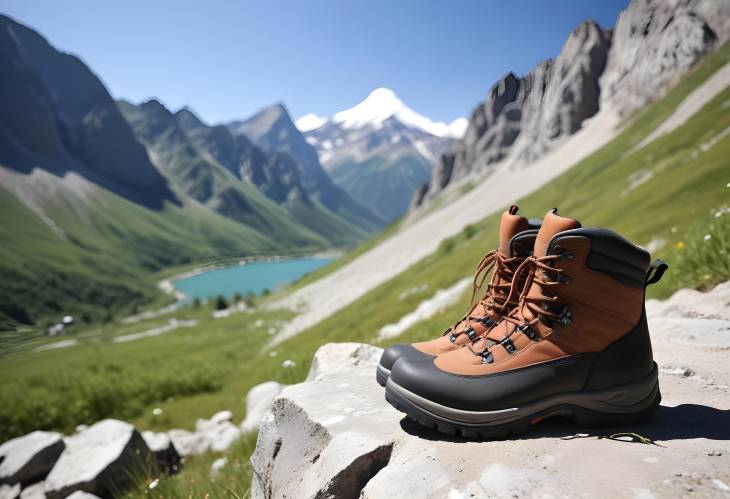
295, 113, 327, 132
331, 87, 466, 138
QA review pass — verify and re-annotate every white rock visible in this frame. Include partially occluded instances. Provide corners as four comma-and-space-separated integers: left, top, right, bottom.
305, 342, 383, 382
141, 431, 181, 472
241, 381, 286, 433
44, 420, 151, 499
167, 429, 206, 457
210, 457, 227, 477
18, 482, 45, 499
0, 484, 20, 499
200, 421, 240, 453
66, 492, 101, 499
0, 431, 64, 485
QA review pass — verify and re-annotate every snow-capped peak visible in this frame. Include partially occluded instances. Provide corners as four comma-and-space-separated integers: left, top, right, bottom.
295, 87, 466, 138
331, 87, 465, 138
295, 113, 328, 132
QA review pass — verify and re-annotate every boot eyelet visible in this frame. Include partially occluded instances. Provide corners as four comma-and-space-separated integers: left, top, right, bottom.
519, 323, 540, 341
559, 307, 573, 326
465, 328, 478, 341
481, 351, 494, 364
560, 250, 574, 261
449, 333, 458, 343
557, 274, 571, 284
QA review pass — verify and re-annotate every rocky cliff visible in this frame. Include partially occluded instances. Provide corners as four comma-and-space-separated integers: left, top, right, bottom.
412, 0, 730, 211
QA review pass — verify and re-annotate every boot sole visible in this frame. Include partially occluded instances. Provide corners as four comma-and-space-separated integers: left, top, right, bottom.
376, 364, 390, 386
385, 362, 660, 439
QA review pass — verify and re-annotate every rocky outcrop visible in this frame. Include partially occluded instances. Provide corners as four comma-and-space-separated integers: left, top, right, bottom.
252, 281, 730, 498
412, 0, 730, 211
601, 0, 730, 117
44, 420, 151, 499
416, 21, 611, 206
0, 431, 64, 486
241, 381, 287, 433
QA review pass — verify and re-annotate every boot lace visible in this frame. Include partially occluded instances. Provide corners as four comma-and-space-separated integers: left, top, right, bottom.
442, 249, 523, 342
471, 249, 573, 362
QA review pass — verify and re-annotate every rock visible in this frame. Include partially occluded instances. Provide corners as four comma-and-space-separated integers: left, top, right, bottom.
210, 457, 227, 477
167, 429, 206, 457
196, 412, 241, 453
241, 381, 287, 433
18, 482, 44, 499
169, 411, 242, 457
601, 0, 730, 117
252, 329, 730, 498
43, 420, 152, 499
305, 342, 383, 382
66, 493, 101, 499
0, 484, 19, 499
141, 431, 181, 473
415, 21, 611, 208
0, 431, 64, 485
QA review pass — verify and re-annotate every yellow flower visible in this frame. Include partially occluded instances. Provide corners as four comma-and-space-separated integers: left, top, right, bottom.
676, 241, 685, 250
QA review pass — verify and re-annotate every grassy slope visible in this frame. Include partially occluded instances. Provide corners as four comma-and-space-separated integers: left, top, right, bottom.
0, 45, 728, 496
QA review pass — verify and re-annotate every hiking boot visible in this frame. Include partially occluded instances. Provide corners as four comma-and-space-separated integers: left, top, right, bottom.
385, 209, 668, 438
376, 205, 540, 386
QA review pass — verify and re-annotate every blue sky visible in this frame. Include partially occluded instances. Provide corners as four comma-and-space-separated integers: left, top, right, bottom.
2, 0, 627, 124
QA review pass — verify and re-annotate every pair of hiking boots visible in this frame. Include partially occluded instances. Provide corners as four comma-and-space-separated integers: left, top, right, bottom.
377, 206, 668, 438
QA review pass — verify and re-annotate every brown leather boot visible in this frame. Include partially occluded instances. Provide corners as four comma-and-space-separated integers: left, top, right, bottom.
385, 209, 668, 438
376, 205, 540, 386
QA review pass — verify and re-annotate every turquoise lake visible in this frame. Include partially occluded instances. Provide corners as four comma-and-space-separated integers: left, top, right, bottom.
173, 258, 332, 300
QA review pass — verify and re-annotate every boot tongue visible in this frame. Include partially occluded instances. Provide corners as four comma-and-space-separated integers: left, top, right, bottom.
498, 205, 529, 255
533, 209, 581, 257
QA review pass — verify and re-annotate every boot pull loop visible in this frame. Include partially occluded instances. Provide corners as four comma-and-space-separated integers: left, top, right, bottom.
645, 259, 669, 287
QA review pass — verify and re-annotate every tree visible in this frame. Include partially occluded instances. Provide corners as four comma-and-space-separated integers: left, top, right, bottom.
215, 295, 229, 310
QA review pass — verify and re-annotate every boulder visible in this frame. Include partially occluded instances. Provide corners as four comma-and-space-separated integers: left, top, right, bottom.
141, 431, 181, 473
43, 420, 152, 499
18, 482, 44, 499
166, 429, 206, 457
0, 484, 19, 499
252, 330, 730, 498
168, 411, 241, 457
305, 342, 383, 381
66, 492, 101, 499
0, 431, 64, 485
241, 381, 286, 433
195, 412, 241, 453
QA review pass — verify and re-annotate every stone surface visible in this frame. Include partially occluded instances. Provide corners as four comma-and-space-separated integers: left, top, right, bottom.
65, 492, 101, 499
0, 484, 19, 499
17, 482, 44, 499
167, 429, 206, 458
0, 431, 64, 485
305, 342, 383, 382
141, 431, 181, 473
43, 420, 151, 499
241, 381, 287, 433
168, 410, 242, 457
252, 283, 730, 498
601, 0, 730, 117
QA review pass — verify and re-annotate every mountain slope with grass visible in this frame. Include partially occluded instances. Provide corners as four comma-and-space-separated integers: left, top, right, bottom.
0, 15, 378, 327
1, 36, 728, 497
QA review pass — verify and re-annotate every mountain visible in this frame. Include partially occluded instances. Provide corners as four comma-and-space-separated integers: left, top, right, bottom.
411, 0, 730, 211
228, 104, 384, 232
0, 15, 374, 326
0, 14, 174, 210
298, 88, 465, 223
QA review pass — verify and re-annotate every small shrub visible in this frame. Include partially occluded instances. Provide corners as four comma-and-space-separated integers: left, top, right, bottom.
215, 295, 229, 311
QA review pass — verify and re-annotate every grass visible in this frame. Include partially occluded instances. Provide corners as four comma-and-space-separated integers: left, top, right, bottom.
0, 43, 728, 497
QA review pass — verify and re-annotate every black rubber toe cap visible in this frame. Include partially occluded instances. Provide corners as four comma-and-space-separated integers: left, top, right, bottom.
379, 344, 431, 371
389, 354, 591, 411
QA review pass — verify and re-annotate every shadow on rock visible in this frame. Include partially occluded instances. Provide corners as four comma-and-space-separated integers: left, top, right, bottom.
399, 404, 730, 443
